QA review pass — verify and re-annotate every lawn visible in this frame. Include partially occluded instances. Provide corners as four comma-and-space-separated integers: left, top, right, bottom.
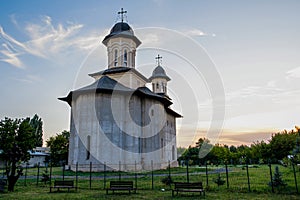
0, 164, 299, 199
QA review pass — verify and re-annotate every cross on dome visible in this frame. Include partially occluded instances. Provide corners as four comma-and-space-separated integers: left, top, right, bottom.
155, 54, 163, 66
118, 8, 127, 22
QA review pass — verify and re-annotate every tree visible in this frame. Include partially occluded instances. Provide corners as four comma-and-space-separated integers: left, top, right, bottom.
46, 130, 70, 166
30, 114, 43, 147
0, 117, 35, 191
269, 130, 297, 161
292, 126, 300, 163
269, 166, 286, 191
177, 146, 186, 156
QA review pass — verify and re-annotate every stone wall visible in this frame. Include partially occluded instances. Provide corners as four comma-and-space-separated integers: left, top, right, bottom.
68, 91, 177, 172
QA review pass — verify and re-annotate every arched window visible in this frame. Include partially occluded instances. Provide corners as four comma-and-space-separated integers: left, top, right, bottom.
86, 135, 90, 160
123, 50, 127, 67
114, 49, 118, 67
156, 83, 159, 90
172, 145, 175, 160
152, 83, 155, 91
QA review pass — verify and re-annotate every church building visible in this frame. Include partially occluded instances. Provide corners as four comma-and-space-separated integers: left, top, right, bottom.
59, 9, 182, 171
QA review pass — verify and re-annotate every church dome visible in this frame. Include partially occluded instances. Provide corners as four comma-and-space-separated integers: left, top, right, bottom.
102, 22, 141, 46
110, 22, 134, 35
149, 65, 171, 81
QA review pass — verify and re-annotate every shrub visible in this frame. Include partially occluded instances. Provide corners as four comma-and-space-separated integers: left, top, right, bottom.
161, 175, 173, 186
214, 174, 225, 186
269, 166, 286, 191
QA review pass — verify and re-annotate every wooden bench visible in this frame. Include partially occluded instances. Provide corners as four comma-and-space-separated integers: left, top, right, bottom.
172, 182, 205, 197
106, 181, 136, 194
50, 180, 76, 192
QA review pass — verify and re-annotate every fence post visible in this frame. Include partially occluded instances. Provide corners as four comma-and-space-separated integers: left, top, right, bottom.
119, 161, 121, 181
104, 162, 106, 189
151, 160, 154, 190
186, 159, 189, 183
24, 163, 28, 186
89, 162, 92, 189
292, 162, 298, 193
205, 161, 208, 187
135, 161, 137, 189
246, 164, 250, 192
49, 162, 52, 187
168, 160, 171, 177
36, 162, 40, 186
76, 162, 78, 191
168, 160, 171, 188
268, 163, 274, 193
225, 163, 229, 189
62, 164, 65, 181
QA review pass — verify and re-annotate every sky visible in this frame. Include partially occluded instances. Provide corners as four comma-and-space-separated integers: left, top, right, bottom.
0, 0, 300, 147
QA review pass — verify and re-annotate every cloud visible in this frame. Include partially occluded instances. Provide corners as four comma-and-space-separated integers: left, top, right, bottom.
186, 29, 207, 36
286, 66, 300, 79
0, 42, 24, 68
218, 130, 272, 146
0, 26, 26, 68
13, 74, 43, 83
185, 28, 216, 37
226, 85, 283, 101
0, 15, 104, 69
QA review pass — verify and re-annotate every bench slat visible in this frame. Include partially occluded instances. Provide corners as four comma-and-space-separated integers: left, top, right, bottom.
50, 180, 76, 193
106, 181, 136, 194
172, 182, 205, 197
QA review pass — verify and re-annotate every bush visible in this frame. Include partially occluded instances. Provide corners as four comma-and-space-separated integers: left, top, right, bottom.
161, 175, 173, 186
41, 170, 50, 184
269, 166, 286, 191
214, 174, 225, 186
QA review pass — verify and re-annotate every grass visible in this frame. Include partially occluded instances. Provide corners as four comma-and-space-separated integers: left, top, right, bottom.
0, 164, 299, 199
0, 184, 299, 200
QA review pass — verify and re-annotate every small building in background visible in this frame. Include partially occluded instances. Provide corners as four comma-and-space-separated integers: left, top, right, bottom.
25, 147, 50, 168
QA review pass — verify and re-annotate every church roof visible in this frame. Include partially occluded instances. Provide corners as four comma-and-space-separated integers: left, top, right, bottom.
58, 76, 179, 112
89, 67, 149, 82
75, 75, 132, 92
102, 22, 141, 46
149, 65, 171, 81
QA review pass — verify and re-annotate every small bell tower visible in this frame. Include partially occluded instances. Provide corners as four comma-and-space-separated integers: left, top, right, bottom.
149, 55, 171, 95
102, 8, 141, 69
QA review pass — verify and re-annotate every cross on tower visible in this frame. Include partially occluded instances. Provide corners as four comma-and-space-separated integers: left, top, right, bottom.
118, 8, 127, 22
155, 54, 162, 66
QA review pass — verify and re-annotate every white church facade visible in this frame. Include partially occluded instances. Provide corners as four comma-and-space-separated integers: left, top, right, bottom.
59, 10, 181, 171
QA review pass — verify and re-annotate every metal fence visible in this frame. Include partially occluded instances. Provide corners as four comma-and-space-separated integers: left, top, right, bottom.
1, 161, 299, 194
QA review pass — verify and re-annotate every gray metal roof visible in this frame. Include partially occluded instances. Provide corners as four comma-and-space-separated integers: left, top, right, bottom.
149, 65, 171, 81
89, 67, 149, 82
76, 75, 132, 93
59, 76, 181, 117
102, 22, 141, 46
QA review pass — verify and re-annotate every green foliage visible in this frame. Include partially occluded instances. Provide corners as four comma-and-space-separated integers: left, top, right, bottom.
178, 138, 211, 165
292, 126, 300, 163
269, 166, 286, 192
269, 130, 297, 160
176, 146, 186, 156
214, 173, 225, 186
0, 117, 36, 191
41, 170, 50, 184
46, 130, 70, 166
178, 126, 300, 167
29, 114, 43, 147
161, 175, 173, 186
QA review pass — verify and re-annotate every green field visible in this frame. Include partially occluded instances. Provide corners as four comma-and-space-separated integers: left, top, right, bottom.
0, 164, 299, 199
